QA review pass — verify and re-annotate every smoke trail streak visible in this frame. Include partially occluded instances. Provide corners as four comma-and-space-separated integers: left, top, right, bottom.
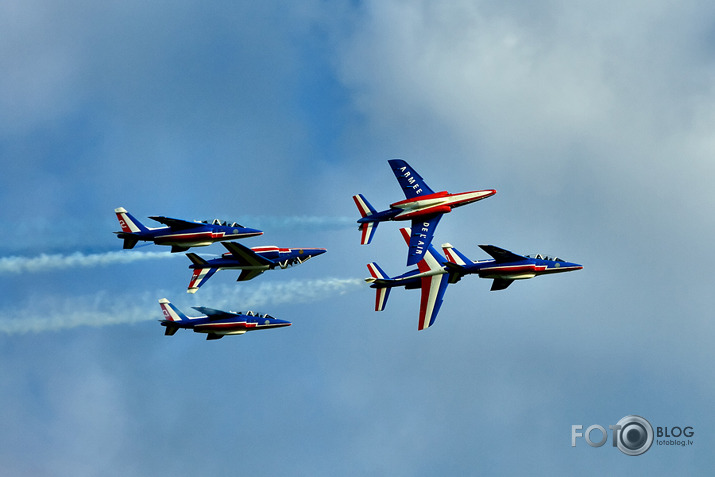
239, 215, 355, 231
0, 250, 175, 274
0, 277, 365, 334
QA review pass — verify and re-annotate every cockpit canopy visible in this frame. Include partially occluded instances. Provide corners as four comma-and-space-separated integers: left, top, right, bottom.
525, 253, 564, 262
201, 219, 244, 227
234, 310, 273, 319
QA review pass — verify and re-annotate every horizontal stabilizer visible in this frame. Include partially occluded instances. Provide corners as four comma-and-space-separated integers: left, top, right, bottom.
164, 324, 179, 336
186, 253, 209, 267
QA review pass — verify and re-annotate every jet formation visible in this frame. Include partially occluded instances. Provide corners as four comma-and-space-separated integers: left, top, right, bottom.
115, 207, 326, 340
115, 157, 581, 338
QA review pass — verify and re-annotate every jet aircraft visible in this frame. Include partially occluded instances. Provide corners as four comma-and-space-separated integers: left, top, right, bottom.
353, 159, 496, 265
185, 242, 327, 293
114, 207, 263, 252
366, 228, 582, 330
158, 298, 291, 340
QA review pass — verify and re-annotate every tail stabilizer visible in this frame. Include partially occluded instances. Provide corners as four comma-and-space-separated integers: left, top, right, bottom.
354, 195, 379, 244
367, 262, 389, 281
158, 298, 190, 322
358, 222, 378, 245
353, 194, 377, 218
187, 267, 218, 293
115, 207, 149, 234
186, 253, 209, 267
366, 262, 391, 311
441, 243, 471, 266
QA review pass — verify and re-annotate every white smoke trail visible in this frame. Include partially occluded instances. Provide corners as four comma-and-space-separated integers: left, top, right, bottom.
0, 250, 175, 274
240, 215, 355, 230
0, 277, 365, 334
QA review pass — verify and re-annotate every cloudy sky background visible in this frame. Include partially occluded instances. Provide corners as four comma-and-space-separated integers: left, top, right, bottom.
1, 1, 713, 474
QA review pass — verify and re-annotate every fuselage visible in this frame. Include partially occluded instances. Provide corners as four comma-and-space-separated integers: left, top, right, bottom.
358, 189, 496, 224
162, 313, 291, 336
368, 255, 582, 290
462, 257, 583, 281
190, 246, 327, 271
125, 223, 263, 248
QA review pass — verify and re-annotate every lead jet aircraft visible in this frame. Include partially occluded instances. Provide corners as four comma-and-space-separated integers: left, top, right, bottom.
158, 298, 291, 340
185, 242, 327, 293
353, 159, 496, 266
114, 207, 262, 252
366, 228, 582, 330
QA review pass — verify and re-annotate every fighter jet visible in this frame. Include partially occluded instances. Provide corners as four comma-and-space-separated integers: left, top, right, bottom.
114, 207, 262, 252
353, 159, 496, 265
185, 242, 327, 293
158, 298, 291, 340
366, 228, 582, 330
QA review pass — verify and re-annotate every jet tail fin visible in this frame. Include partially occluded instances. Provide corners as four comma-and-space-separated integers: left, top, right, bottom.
353, 194, 377, 218
115, 207, 149, 234
441, 243, 471, 266
187, 267, 218, 293
158, 298, 189, 322
353, 194, 379, 245
366, 262, 391, 311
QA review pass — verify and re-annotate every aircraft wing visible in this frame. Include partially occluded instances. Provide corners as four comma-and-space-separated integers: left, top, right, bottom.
406, 215, 442, 266
222, 242, 274, 267
149, 216, 200, 230
191, 306, 235, 320
417, 272, 450, 330
478, 245, 527, 263
237, 269, 265, 281
388, 159, 435, 199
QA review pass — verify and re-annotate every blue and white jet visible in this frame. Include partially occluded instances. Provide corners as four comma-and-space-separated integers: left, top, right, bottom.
158, 298, 291, 340
185, 242, 327, 293
353, 159, 496, 265
366, 228, 582, 330
114, 207, 262, 252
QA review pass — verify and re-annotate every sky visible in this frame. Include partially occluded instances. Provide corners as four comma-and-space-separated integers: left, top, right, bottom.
1, 0, 714, 475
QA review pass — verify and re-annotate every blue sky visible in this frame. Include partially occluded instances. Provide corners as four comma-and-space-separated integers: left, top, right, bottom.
2, 1, 714, 475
